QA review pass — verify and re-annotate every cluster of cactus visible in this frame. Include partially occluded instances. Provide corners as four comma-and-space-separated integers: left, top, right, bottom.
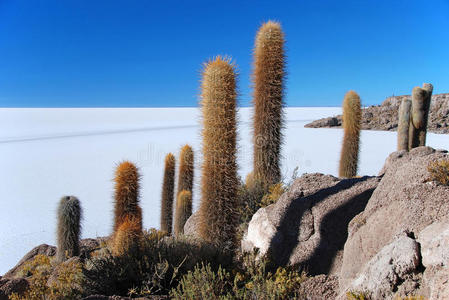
338, 91, 362, 178
160, 153, 176, 234
397, 83, 433, 151
252, 21, 286, 189
56, 196, 82, 263
112, 161, 143, 256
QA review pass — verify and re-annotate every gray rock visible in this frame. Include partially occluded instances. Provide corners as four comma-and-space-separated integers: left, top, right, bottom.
242, 173, 380, 275
418, 217, 449, 268
340, 147, 449, 294
340, 233, 421, 299
297, 275, 339, 300
183, 211, 200, 238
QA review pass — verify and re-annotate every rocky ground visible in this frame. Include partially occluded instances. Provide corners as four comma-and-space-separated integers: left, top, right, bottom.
3, 147, 449, 299
242, 146, 449, 299
305, 93, 449, 134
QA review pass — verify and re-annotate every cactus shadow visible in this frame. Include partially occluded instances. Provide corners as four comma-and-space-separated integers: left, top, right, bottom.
268, 176, 374, 275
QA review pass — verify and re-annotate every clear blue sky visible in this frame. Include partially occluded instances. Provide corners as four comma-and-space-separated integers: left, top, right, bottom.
0, 0, 448, 107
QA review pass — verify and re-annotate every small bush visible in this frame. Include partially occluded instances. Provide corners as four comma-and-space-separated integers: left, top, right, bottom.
170, 252, 307, 299
259, 183, 286, 208
427, 159, 449, 185
170, 263, 234, 299
83, 229, 232, 297
346, 291, 369, 300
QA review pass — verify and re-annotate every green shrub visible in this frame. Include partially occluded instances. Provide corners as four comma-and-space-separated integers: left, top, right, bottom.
259, 183, 286, 208
83, 229, 232, 297
427, 159, 449, 185
170, 263, 234, 299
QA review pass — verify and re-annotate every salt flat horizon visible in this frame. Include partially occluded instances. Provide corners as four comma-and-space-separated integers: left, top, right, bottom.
1, 107, 448, 274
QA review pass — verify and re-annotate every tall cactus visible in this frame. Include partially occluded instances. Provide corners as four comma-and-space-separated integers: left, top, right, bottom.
56, 196, 82, 263
397, 98, 412, 151
409, 83, 433, 149
113, 161, 142, 235
177, 145, 194, 196
160, 153, 176, 234
338, 91, 362, 178
252, 21, 286, 188
198, 56, 239, 249
174, 190, 192, 237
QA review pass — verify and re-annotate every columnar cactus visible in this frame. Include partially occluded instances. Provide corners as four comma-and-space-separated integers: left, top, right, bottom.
113, 161, 142, 235
409, 84, 433, 149
177, 145, 194, 196
252, 21, 286, 188
198, 56, 239, 249
174, 190, 192, 237
397, 98, 412, 151
56, 196, 82, 263
338, 91, 362, 178
160, 153, 176, 234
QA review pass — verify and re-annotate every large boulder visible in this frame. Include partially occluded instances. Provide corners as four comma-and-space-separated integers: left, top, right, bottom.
241, 173, 380, 275
3, 244, 56, 278
339, 146, 449, 295
339, 232, 421, 299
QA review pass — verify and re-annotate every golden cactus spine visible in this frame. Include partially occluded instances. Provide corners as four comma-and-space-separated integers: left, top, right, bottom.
409, 83, 433, 149
113, 161, 142, 235
252, 21, 286, 188
160, 153, 176, 234
397, 98, 412, 151
174, 190, 192, 237
198, 56, 239, 249
177, 145, 194, 196
112, 215, 142, 257
338, 91, 362, 178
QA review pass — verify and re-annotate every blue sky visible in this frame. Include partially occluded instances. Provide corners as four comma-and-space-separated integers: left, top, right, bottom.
0, 0, 448, 107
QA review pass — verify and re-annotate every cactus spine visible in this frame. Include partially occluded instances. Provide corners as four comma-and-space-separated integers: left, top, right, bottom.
198, 56, 239, 249
252, 21, 286, 188
338, 91, 362, 178
113, 161, 142, 235
409, 84, 433, 149
112, 216, 141, 257
397, 98, 412, 151
56, 196, 82, 263
177, 145, 194, 196
160, 153, 176, 234
174, 190, 192, 237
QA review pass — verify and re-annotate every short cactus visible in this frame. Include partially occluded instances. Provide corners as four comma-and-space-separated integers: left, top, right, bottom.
113, 161, 142, 235
56, 196, 82, 263
112, 215, 141, 257
338, 91, 362, 178
174, 190, 192, 237
409, 84, 433, 149
160, 153, 176, 234
252, 21, 286, 188
397, 98, 412, 151
177, 145, 194, 196
198, 56, 239, 249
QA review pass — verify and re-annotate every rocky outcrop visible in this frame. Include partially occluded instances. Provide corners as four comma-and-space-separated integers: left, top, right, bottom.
339, 146, 449, 298
241, 173, 380, 275
3, 238, 106, 279
305, 93, 449, 134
